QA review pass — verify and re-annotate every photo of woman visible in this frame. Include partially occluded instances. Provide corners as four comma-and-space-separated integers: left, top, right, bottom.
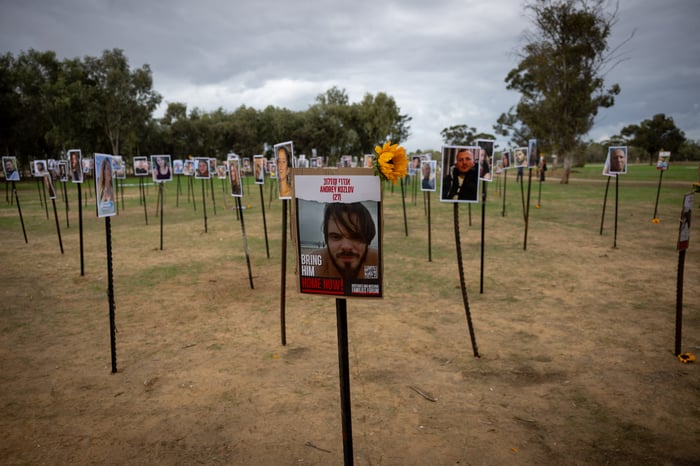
151, 155, 173, 182
274, 142, 294, 199
95, 153, 116, 217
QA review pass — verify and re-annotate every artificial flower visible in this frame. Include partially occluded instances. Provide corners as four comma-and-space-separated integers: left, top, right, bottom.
373, 141, 408, 185
651, 218, 661, 224
678, 352, 695, 363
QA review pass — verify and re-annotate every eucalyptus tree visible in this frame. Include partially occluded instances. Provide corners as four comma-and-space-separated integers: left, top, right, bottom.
501, 0, 628, 183
83, 48, 161, 155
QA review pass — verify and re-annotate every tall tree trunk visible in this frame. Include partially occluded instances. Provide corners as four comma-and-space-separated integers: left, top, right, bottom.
560, 153, 573, 184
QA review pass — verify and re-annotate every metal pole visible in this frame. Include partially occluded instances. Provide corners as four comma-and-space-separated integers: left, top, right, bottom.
336, 298, 354, 466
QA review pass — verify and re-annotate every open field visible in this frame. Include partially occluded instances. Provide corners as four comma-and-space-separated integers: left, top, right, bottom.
1, 163, 699, 465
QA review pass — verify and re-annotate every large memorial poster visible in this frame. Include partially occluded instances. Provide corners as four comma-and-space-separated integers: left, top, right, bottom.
294, 169, 382, 298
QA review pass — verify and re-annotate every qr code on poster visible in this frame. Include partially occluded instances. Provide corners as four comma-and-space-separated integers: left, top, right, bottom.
363, 266, 378, 279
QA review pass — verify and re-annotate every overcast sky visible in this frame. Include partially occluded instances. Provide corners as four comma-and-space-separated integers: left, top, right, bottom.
1, 0, 698, 153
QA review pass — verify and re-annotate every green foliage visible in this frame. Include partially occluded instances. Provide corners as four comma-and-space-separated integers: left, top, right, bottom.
619, 113, 687, 163
500, 0, 625, 179
1, 51, 410, 165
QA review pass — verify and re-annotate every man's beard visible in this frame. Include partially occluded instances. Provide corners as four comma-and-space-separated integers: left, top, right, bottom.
330, 247, 369, 279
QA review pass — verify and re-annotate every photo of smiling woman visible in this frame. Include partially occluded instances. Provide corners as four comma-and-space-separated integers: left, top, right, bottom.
95, 153, 116, 217
151, 155, 173, 182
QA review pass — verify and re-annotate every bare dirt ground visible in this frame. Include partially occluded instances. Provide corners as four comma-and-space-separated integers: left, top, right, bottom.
1, 174, 698, 465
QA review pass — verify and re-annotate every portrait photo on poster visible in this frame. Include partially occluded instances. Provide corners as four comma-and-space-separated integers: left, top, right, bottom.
95, 153, 116, 217
514, 147, 528, 168
82, 158, 93, 174
34, 160, 48, 177
476, 139, 495, 181
227, 154, 243, 197
113, 155, 126, 180
58, 161, 67, 182
182, 159, 194, 176
133, 156, 149, 176
420, 160, 437, 192
194, 157, 211, 179
656, 151, 670, 171
528, 139, 539, 168
67, 149, 83, 183
3, 156, 20, 181
274, 141, 294, 199
173, 159, 184, 175
608, 146, 628, 175
500, 151, 511, 171
151, 155, 173, 182
440, 145, 480, 203
43, 172, 57, 199
294, 170, 382, 298
253, 155, 265, 185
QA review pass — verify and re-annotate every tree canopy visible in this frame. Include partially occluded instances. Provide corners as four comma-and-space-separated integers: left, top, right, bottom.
619, 113, 686, 164
500, 0, 627, 182
0, 50, 411, 169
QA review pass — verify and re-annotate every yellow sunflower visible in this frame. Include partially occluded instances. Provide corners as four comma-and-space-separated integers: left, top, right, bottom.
374, 141, 408, 185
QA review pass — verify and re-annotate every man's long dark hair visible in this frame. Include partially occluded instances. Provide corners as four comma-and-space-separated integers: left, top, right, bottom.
323, 202, 375, 245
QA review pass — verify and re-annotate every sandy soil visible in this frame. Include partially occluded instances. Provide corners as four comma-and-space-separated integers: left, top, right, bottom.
0, 175, 698, 465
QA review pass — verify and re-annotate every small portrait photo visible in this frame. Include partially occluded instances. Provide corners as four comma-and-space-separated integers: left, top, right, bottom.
420, 160, 437, 192
112, 155, 126, 180
242, 157, 251, 175
182, 159, 195, 176
195, 157, 211, 179
410, 155, 422, 175
95, 153, 116, 217
274, 141, 294, 199
216, 165, 227, 179
173, 159, 184, 175
208, 158, 217, 176
315, 157, 324, 168
501, 151, 511, 170
47, 159, 56, 172
43, 172, 57, 200
363, 154, 374, 168
476, 139, 495, 182
340, 155, 353, 168
151, 155, 173, 183
254, 155, 265, 184
440, 146, 480, 203
133, 156, 149, 176
58, 161, 68, 182
34, 160, 48, 177
656, 151, 670, 171
514, 147, 528, 168
268, 162, 277, 179
82, 157, 94, 174
297, 154, 309, 168
228, 155, 242, 197
607, 146, 627, 175
67, 149, 83, 183
527, 139, 539, 168
3, 156, 20, 181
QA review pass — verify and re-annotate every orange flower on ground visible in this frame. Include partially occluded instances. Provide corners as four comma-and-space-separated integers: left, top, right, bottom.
652, 218, 661, 224
373, 141, 408, 185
